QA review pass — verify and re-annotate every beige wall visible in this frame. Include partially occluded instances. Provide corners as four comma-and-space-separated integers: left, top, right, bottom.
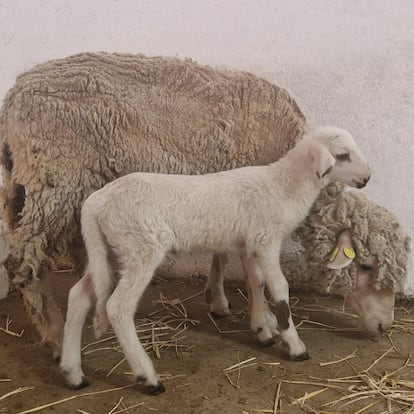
0, 0, 412, 295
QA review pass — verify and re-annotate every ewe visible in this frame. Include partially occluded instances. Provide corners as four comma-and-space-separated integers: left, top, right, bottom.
0, 52, 306, 357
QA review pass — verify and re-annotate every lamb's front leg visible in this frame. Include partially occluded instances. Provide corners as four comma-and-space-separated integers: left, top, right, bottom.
257, 248, 309, 361
205, 253, 231, 317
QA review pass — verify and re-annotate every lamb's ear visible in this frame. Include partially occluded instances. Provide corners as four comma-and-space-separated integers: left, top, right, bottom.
309, 141, 336, 179
327, 229, 355, 269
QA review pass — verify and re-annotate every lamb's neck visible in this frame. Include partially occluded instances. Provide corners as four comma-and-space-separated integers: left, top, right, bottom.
268, 152, 325, 216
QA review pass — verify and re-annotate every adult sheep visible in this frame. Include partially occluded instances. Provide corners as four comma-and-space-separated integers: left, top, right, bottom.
0, 52, 307, 357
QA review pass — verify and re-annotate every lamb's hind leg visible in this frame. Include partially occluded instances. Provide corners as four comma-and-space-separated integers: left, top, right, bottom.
60, 272, 95, 389
205, 253, 231, 317
106, 262, 164, 395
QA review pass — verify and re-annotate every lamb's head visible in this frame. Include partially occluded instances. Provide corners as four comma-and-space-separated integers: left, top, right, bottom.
295, 183, 411, 334
305, 126, 370, 189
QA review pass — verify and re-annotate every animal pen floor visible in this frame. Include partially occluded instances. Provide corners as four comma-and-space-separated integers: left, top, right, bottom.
1, 273, 413, 414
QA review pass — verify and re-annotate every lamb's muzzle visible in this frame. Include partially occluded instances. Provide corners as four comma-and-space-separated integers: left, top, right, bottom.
59, 126, 369, 393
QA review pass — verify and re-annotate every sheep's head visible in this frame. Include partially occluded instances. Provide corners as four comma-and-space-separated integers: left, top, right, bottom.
306, 126, 371, 189
294, 183, 411, 334
328, 230, 395, 334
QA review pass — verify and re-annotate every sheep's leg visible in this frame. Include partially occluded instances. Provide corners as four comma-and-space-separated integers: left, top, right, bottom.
60, 273, 95, 389
240, 252, 276, 346
106, 266, 165, 395
16, 276, 65, 361
205, 253, 231, 317
244, 276, 279, 338
3, 162, 100, 358
257, 251, 309, 361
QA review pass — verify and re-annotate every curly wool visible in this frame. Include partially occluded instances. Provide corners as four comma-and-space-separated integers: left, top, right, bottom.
295, 183, 411, 293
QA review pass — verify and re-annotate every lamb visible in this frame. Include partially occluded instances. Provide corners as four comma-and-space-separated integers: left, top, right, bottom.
0, 52, 307, 357
205, 182, 411, 337
60, 126, 371, 394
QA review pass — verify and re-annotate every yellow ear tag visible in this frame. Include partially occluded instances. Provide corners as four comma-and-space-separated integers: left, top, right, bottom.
329, 247, 339, 262
343, 246, 356, 259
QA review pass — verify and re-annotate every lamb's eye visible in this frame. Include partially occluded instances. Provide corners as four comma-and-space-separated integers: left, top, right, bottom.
336, 153, 350, 162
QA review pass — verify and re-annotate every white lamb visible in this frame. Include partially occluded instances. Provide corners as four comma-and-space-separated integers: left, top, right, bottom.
60, 126, 370, 394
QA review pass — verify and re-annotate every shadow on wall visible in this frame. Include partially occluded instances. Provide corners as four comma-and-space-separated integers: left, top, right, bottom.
0, 170, 10, 299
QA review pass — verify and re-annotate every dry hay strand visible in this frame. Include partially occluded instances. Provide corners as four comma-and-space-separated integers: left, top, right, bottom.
319, 349, 358, 367
15, 384, 136, 414
0, 315, 24, 337
207, 312, 250, 334
0, 386, 34, 401
273, 381, 282, 413
148, 290, 204, 317
221, 355, 258, 388
262, 345, 414, 413
80, 296, 199, 378
291, 300, 358, 320
295, 317, 362, 332
321, 349, 414, 411
110, 401, 158, 413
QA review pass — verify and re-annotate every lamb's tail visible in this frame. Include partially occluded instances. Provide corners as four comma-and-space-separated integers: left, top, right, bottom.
81, 199, 114, 339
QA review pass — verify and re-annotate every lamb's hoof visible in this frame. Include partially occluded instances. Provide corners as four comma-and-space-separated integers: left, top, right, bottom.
292, 352, 310, 361
146, 381, 165, 395
259, 337, 276, 347
72, 379, 90, 390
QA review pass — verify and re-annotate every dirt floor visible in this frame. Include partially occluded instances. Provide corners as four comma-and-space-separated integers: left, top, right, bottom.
1, 272, 413, 414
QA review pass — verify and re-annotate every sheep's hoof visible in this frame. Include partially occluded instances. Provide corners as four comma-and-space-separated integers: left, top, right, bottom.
205, 289, 212, 304
72, 379, 90, 390
259, 337, 276, 347
211, 310, 230, 318
292, 352, 310, 361
146, 381, 165, 395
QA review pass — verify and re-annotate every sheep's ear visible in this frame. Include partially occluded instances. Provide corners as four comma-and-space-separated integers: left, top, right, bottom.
327, 229, 355, 269
310, 142, 336, 179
